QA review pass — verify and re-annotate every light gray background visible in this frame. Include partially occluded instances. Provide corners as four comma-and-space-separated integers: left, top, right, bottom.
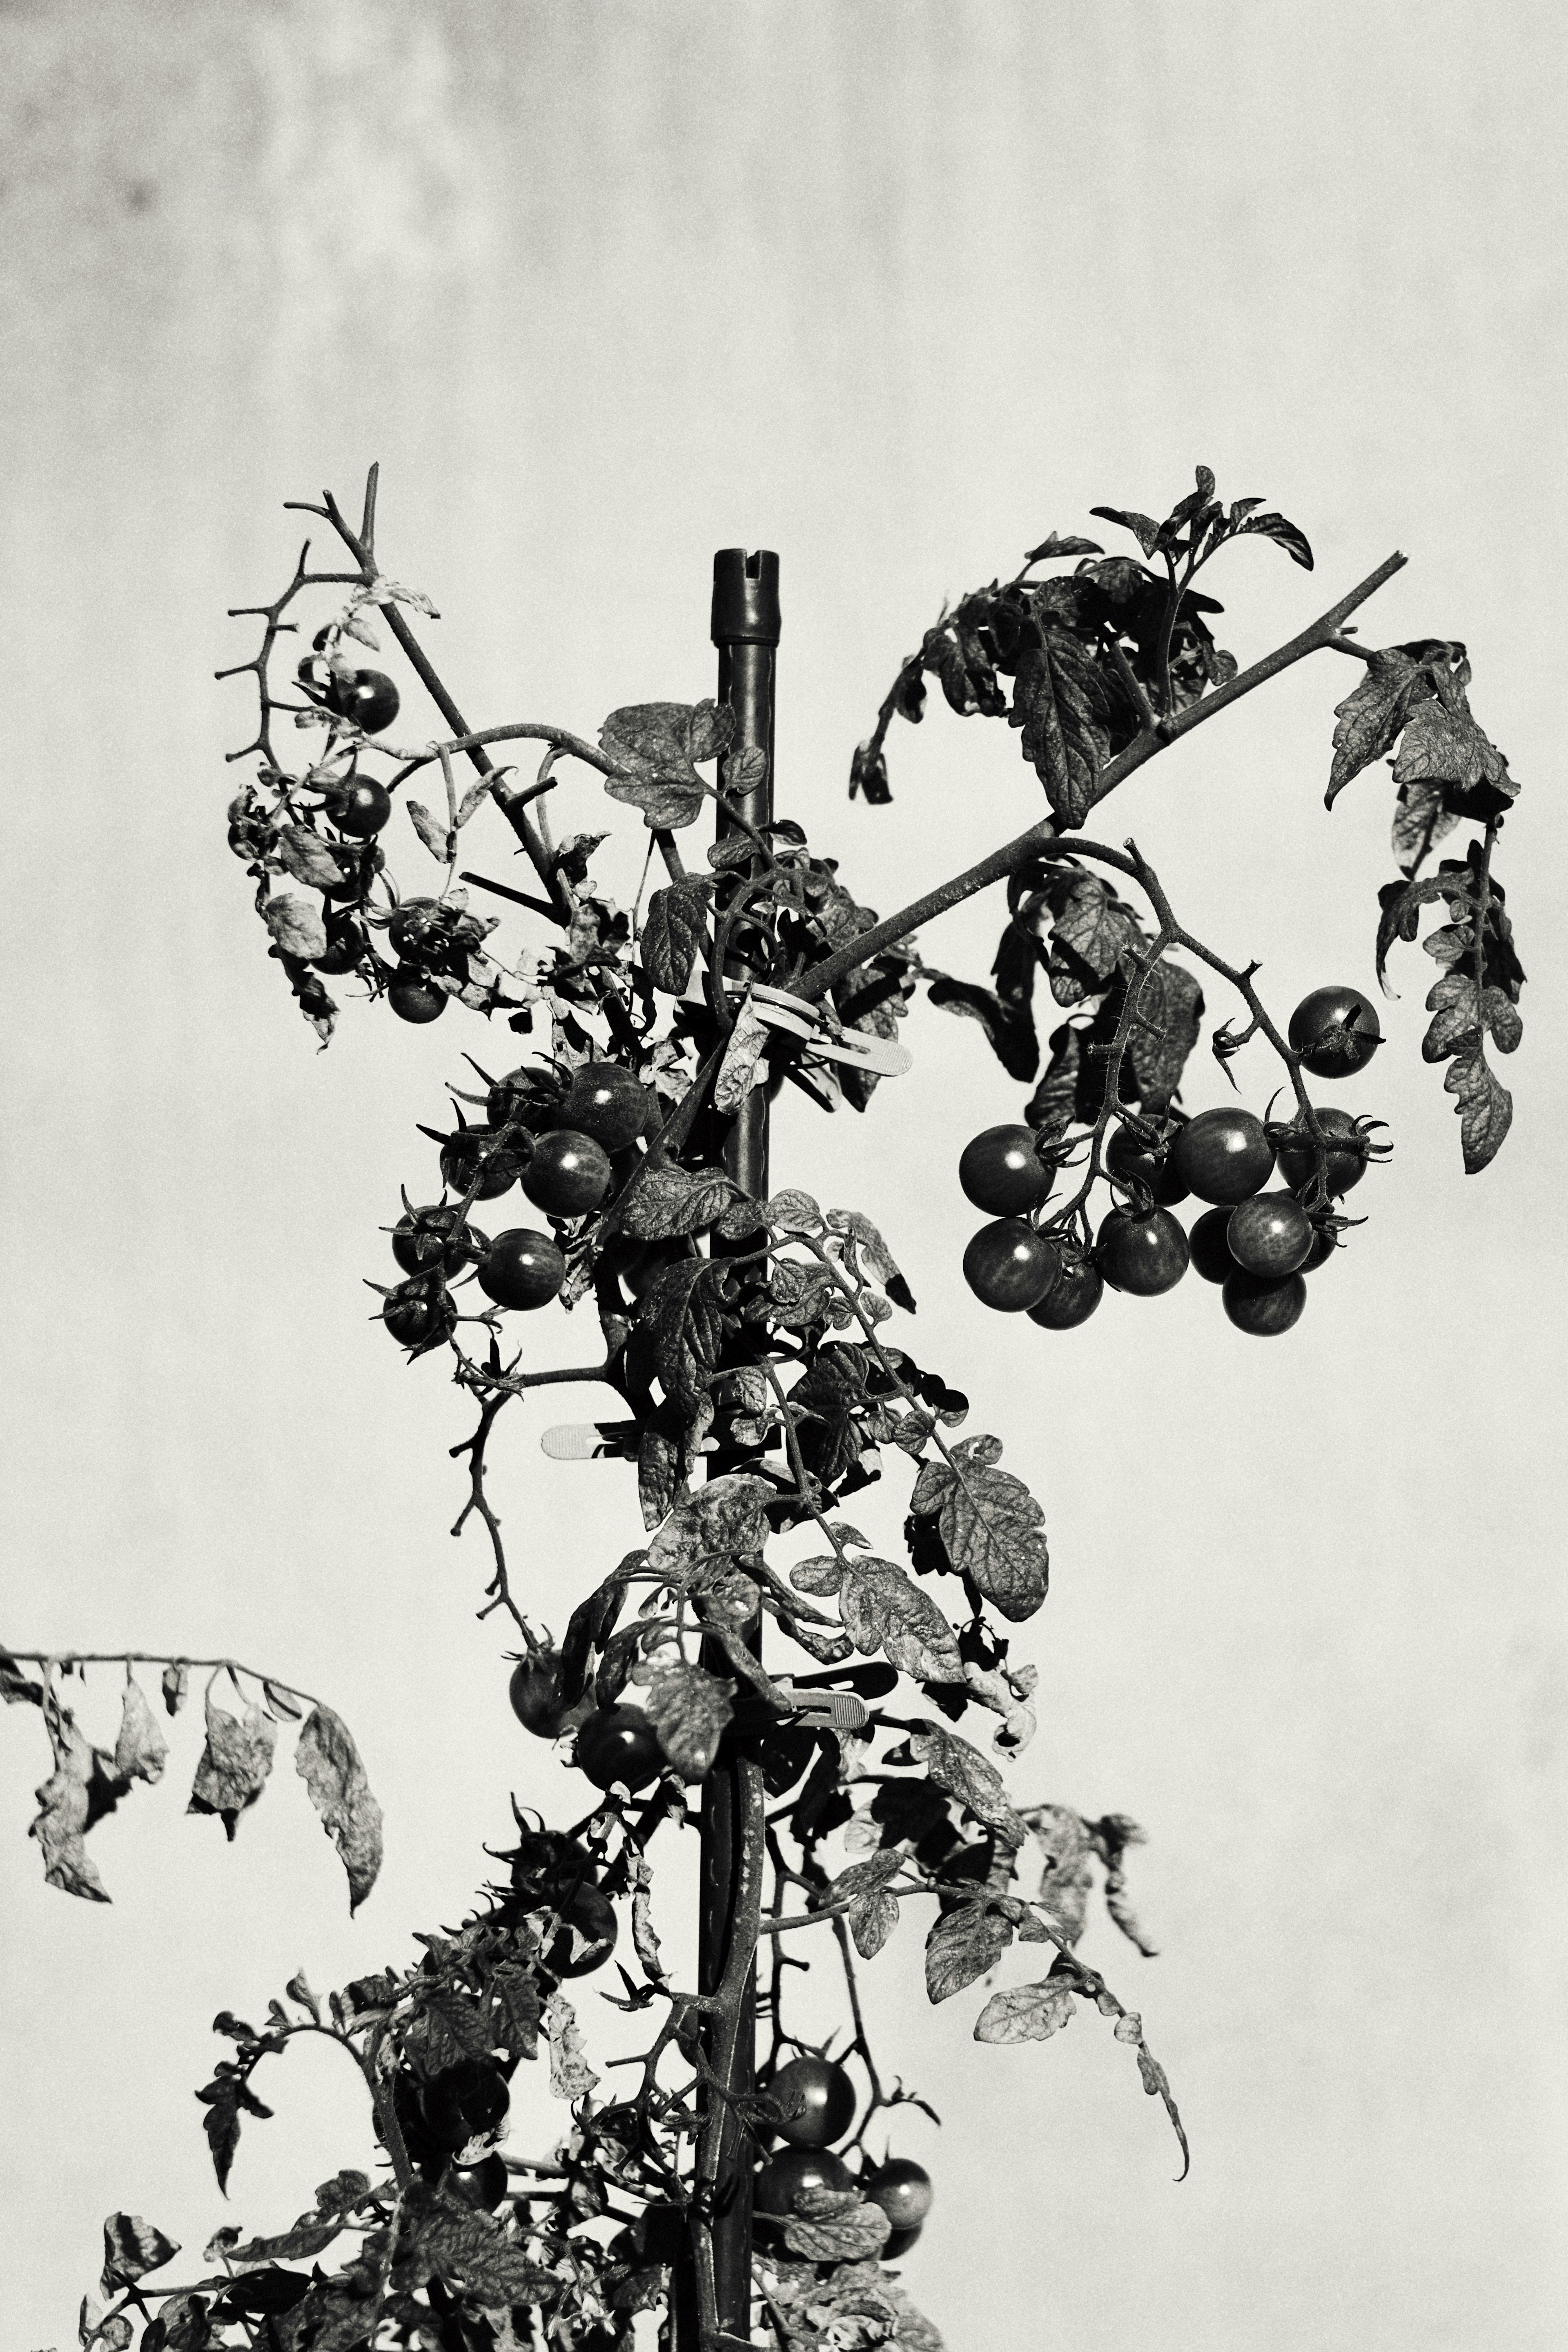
2, 5, 1564, 2348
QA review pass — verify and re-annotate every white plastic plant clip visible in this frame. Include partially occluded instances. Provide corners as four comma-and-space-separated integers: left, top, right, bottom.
772, 1679, 871, 1732
540, 1421, 721, 1463
742, 982, 912, 1080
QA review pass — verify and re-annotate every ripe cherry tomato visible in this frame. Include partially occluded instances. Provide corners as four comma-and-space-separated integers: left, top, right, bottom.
1274, 1107, 1369, 1197
1026, 1255, 1103, 1329
540, 1884, 619, 1979
523, 1129, 613, 1217
1288, 984, 1382, 1080
441, 1129, 525, 1201
863, 2158, 933, 2231
419, 2059, 510, 2152
558, 1063, 653, 1151
1106, 1118, 1190, 1206
479, 1229, 566, 1311
388, 971, 447, 1025
1301, 1225, 1337, 1272
444, 2152, 510, 2212
326, 667, 401, 733
382, 1279, 455, 1348
766, 2054, 856, 2149
388, 899, 452, 963
393, 1205, 486, 1278
1226, 1191, 1313, 1278
329, 777, 392, 838
1096, 1206, 1189, 1296
310, 912, 368, 975
957, 1125, 1054, 1217
1187, 1205, 1236, 1285
1169, 1108, 1275, 1204
574, 1704, 664, 1791
883, 2226, 923, 2259
508, 1653, 568, 1737
1222, 1267, 1307, 1336
962, 1220, 1060, 1312
754, 2146, 852, 2217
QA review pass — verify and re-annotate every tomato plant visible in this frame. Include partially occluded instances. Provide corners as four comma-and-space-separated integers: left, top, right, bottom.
7, 459, 1528, 2352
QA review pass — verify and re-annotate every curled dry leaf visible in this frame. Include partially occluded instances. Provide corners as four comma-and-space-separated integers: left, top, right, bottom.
30, 1706, 109, 1903
113, 1674, 168, 1787
294, 1705, 384, 1913
187, 1691, 278, 1842
545, 1992, 600, 2102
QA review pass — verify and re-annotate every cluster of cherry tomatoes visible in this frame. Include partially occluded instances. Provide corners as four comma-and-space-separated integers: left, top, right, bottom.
753, 2054, 932, 2256
959, 985, 1385, 1339
380, 1061, 655, 1348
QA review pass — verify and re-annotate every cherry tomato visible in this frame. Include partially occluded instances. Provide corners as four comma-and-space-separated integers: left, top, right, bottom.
883, 2226, 923, 2259
574, 1704, 663, 1792
419, 2059, 510, 2152
479, 1229, 566, 1311
1226, 1191, 1313, 1278
558, 1063, 653, 1151
326, 667, 401, 733
310, 912, 368, 975
441, 1130, 525, 1202
540, 1884, 619, 1979
754, 2146, 852, 2216
957, 1125, 1054, 1217
329, 777, 392, 838
1274, 1107, 1369, 1197
381, 1279, 455, 1349
1106, 1118, 1190, 1206
523, 1129, 613, 1217
510, 1829, 596, 1898
388, 899, 452, 963
1169, 1108, 1275, 1205
1187, 1205, 1236, 1285
962, 1220, 1060, 1312
1026, 1256, 1102, 1330
445, 2153, 510, 2212
388, 971, 447, 1025
392, 1205, 486, 1278
1096, 1205, 1189, 1296
863, 2158, 933, 2231
323, 843, 384, 901
766, 2054, 856, 2149
1222, 1267, 1307, 1336
1288, 984, 1382, 1080
508, 1653, 568, 1737
1301, 1225, 1338, 1272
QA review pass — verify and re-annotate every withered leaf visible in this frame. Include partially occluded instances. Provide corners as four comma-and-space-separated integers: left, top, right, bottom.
294, 1706, 383, 1912
275, 824, 350, 891
188, 1693, 277, 1841
162, 1662, 189, 1716
545, 1992, 599, 2101
261, 892, 328, 962
114, 1675, 168, 1787
30, 1707, 110, 1902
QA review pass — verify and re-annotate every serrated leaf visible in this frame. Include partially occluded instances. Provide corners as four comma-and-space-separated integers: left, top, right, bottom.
113, 1676, 168, 1787
1010, 628, 1115, 826
840, 1557, 964, 1684
1123, 957, 1204, 1114
100, 2214, 180, 2297
600, 701, 734, 830
196, 2070, 273, 2194
782, 2197, 891, 2264
618, 1163, 735, 1241
641, 880, 711, 994
973, 1978, 1076, 2044
1025, 532, 1106, 561
294, 1706, 383, 1912
924, 1905, 1013, 2004
1040, 869, 1143, 1001
911, 1443, 1049, 1623
544, 1992, 599, 2101
644, 1658, 733, 1780
401, 2183, 559, 2303
910, 1721, 1026, 1844
1327, 646, 1428, 806
1088, 507, 1162, 558
1443, 1043, 1513, 1174
1231, 510, 1313, 568
262, 893, 328, 962
187, 1693, 276, 1842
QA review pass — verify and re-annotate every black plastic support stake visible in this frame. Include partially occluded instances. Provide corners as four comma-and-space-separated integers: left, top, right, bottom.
681, 549, 779, 2352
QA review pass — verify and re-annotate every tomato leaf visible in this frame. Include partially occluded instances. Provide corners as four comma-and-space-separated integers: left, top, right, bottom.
1443, 1040, 1513, 1174
908, 1438, 1049, 1623
1009, 626, 1115, 826
399, 2182, 560, 2303
973, 1978, 1076, 2044
294, 1705, 383, 1913
196, 2066, 274, 2195
641, 878, 713, 993
600, 701, 735, 830
113, 1674, 168, 1788
1022, 1804, 1094, 1945
100, 2213, 180, 2297
924, 1904, 1014, 2004
188, 1695, 277, 1842
618, 1163, 735, 1241
647, 1473, 773, 1585
1230, 509, 1313, 569
643, 1657, 734, 1780
30, 1706, 111, 1902
839, 1557, 965, 1685
782, 2194, 891, 2264
261, 891, 328, 962
1122, 956, 1204, 1115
